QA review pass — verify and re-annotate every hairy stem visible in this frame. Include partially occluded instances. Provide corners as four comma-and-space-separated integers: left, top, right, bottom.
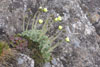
42, 14, 53, 32
32, 11, 40, 30
38, 15, 54, 40
23, 13, 25, 31
34, 11, 41, 29
47, 40, 64, 53
26, 17, 31, 31
49, 30, 62, 43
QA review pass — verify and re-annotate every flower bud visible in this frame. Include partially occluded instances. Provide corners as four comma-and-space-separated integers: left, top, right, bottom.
57, 16, 62, 21
65, 37, 70, 42
39, 19, 43, 24
43, 8, 48, 12
58, 25, 63, 30
54, 18, 58, 22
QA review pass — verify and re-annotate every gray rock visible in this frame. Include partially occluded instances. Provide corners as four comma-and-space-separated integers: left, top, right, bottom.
0, 0, 100, 67
0, 52, 34, 67
17, 54, 34, 67
43, 62, 51, 67
51, 58, 57, 65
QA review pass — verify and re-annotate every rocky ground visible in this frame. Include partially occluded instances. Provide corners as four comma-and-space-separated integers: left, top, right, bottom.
0, 0, 100, 67
81, 0, 100, 36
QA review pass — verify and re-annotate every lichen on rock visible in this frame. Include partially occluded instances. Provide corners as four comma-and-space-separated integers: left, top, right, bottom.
0, 0, 100, 67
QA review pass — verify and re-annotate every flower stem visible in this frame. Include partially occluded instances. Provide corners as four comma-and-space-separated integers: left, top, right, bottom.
23, 14, 25, 31
47, 40, 64, 53
34, 11, 41, 29
49, 30, 63, 43
32, 11, 40, 30
26, 17, 31, 31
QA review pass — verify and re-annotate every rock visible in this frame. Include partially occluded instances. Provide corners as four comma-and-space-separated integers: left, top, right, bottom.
0, 0, 38, 35
0, 52, 34, 67
89, 12, 100, 23
45, 0, 100, 67
17, 54, 34, 67
43, 62, 51, 67
80, 0, 100, 36
51, 58, 57, 65
0, 0, 100, 67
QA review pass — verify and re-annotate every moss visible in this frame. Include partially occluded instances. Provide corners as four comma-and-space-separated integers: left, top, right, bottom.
0, 41, 9, 56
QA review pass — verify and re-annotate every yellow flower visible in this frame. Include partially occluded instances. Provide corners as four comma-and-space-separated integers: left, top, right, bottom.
58, 25, 63, 30
54, 18, 58, 22
43, 8, 48, 12
39, 19, 43, 24
57, 16, 62, 21
54, 16, 62, 22
65, 37, 70, 42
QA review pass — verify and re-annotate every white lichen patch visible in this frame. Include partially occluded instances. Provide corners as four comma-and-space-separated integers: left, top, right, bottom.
84, 25, 95, 35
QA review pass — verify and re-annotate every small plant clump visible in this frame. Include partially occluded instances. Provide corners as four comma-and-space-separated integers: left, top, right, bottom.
20, 30, 51, 63
18, 6, 70, 64
9, 6, 70, 66
0, 41, 18, 66
0, 41, 9, 56
0, 41, 12, 62
0, 5, 71, 67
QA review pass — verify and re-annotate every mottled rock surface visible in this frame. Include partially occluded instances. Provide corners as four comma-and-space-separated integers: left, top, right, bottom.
0, 0, 100, 67
0, 53, 34, 67
81, 0, 100, 35
17, 54, 34, 67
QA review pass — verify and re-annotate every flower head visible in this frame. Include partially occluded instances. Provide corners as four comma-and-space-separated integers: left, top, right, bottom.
43, 8, 48, 12
65, 37, 70, 42
58, 25, 63, 30
54, 16, 62, 22
39, 19, 43, 24
57, 16, 62, 21
54, 18, 58, 22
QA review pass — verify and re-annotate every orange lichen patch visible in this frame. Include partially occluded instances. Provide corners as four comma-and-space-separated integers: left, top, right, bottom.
0, 41, 16, 62
0, 49, 11, 61
0, 49, 17, 63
